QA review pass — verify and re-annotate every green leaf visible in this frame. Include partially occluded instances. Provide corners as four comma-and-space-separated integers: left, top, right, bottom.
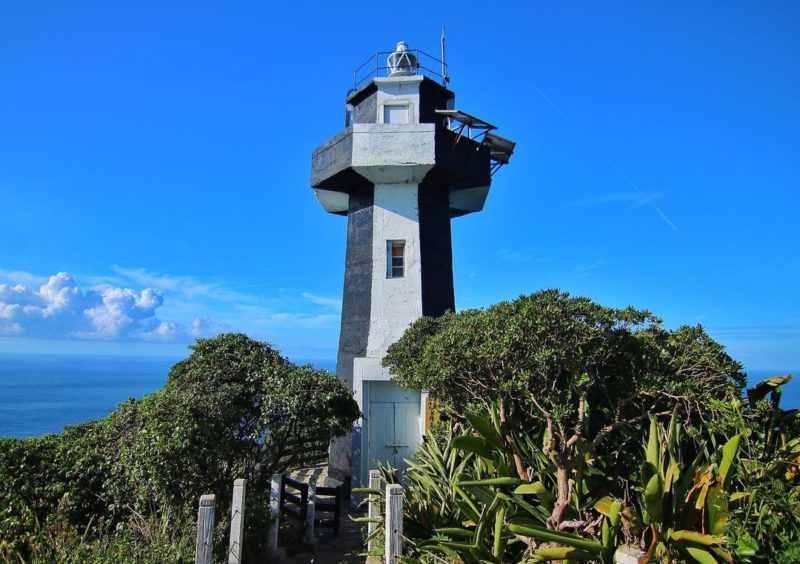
747, 375, 792, 406
515, 481, 555, 509
350, 516, 383, 523
609, 500, 622, 528
514, 481, 549, 496
351, 487, 383, 496
531, 546, 597, 562
718, 434, 740, 490
684, 546, 719, 564
459, 477, 522, 487
646, 416, 660, 468
643, 473, 664, 524
507, 522, 602, 553
669, 529, 725, 546
453, 484, 482, 522
729, 491, 750, 502
465, 412, 504, 450
432, 527, 474, 539
492, 504, 507, 558
452, 435, 494, 459
594, 495, 614, 517
734, 533, 759, 556
706, 486, 728, 537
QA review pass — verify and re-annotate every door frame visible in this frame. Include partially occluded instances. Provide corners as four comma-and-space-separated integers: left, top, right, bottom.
360, 380, 424, 488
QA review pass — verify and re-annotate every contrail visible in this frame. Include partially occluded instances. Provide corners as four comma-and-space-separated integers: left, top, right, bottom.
531, 83, 680, 234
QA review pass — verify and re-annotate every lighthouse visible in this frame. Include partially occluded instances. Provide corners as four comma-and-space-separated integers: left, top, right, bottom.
310, 41, 514, 489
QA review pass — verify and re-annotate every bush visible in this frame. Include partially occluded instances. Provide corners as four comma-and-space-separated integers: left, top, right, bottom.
385, 289, 744, 527
0, 333, 359, 561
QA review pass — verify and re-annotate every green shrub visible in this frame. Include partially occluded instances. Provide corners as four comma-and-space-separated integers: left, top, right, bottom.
385, 289, 744, 528
0, 333, 359, 561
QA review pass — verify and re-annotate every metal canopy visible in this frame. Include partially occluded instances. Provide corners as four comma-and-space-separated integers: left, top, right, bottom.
484, 131, 516, 175
435, 109, 496, 142
437, 110, 515, 174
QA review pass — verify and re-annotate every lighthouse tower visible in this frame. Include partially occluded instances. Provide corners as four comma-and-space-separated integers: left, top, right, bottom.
310, 42, 514, 489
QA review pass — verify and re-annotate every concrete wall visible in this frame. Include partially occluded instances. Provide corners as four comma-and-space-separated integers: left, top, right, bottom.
419, 180, 455, 316
366, 183, 423, 357
329, 184, 374, 481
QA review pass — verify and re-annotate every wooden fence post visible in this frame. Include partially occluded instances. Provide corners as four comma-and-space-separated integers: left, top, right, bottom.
195, 494, 215, 564
305, 482, 316, 541
267, 473, 283, 551
228, 479, 246, 564
367, 470, 381, 552
385, 484, 403, 563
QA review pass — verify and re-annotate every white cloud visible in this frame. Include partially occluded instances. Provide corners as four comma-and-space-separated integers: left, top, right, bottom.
111, 266, 252, 303
0, 268, 48, 287
570, 191, 663, 208
1, 322, 22, 335
0, 271, 211, 342
571, 259, 608, 278
496, 247, 535, 263
190, 316, 215, 338
136, 320, 184, 342
301, 292, 342, 310
0, 268, 344, 358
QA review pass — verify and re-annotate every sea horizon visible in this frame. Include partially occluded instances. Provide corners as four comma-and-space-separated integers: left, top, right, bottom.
0, 351, 337, 439
0, 352, 796, 439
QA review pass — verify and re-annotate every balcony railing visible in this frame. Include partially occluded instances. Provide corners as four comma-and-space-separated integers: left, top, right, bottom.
351, 49, 449, 92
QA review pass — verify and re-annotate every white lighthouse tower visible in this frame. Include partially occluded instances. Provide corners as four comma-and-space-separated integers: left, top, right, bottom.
310, 42, 514, 490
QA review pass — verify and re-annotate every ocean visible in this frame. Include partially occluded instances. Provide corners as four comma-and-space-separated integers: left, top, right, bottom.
0, 353, 796, 439
0, 353, 336, 439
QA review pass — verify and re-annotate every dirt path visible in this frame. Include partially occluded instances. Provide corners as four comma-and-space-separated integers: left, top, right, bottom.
268, 465, 368, 563
271, 507, 367, 563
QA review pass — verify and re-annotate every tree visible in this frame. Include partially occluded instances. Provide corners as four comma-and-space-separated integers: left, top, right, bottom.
0, 333, 360, 561
112, 333, 360, 515
384, 289, 744, 528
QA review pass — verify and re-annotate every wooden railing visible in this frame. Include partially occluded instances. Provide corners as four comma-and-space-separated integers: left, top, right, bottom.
276, 434, 330, 470
193, 473, 345, 564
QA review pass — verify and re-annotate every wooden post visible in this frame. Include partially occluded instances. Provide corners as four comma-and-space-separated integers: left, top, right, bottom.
385, 484, 403, 563
228, 479, 246, 564
267, 473, 283, 552
305, 482, 316, 542
195, 494, 215, 564
367, 470, 381, 552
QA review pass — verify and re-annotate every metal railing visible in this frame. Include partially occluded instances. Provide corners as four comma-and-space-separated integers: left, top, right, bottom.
351, 49, 448, 92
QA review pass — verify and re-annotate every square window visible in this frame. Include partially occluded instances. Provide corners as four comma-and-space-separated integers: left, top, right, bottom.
387, 241, 405, 278
383, 104, 410, 124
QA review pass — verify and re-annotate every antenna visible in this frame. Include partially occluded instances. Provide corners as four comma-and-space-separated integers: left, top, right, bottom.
440, 25, 450, 86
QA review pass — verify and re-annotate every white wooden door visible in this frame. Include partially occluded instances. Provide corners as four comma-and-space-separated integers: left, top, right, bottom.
366, 382, 420, 475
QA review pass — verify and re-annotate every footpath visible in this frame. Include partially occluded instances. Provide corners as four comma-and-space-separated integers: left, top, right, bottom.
270, 465, 367, 563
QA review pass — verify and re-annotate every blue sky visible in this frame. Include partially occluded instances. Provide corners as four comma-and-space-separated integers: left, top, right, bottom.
0, 1, 798, 373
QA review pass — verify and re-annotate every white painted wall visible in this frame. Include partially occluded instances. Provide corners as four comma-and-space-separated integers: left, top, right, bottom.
342, 76, 434, 492
374, 75, 423, 124
351, 123, 435, 184
367, 183, 423, 357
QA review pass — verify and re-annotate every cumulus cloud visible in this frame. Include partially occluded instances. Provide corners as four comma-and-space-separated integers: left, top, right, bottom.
0, 272, 216, 342
190, 316, 215, 338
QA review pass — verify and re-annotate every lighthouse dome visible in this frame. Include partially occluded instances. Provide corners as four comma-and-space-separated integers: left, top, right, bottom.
387, 41, 418, 77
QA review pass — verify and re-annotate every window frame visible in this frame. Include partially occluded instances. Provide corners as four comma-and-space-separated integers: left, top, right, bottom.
387, 240, 405, 279
379, 100, 413, 124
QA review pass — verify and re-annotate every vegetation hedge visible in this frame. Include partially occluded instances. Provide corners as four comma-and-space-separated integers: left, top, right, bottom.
0, 333, 360, 562
381, 289, 800, 562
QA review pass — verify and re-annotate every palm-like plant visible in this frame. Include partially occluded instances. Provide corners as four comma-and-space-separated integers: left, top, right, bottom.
637, 411, 741, 563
